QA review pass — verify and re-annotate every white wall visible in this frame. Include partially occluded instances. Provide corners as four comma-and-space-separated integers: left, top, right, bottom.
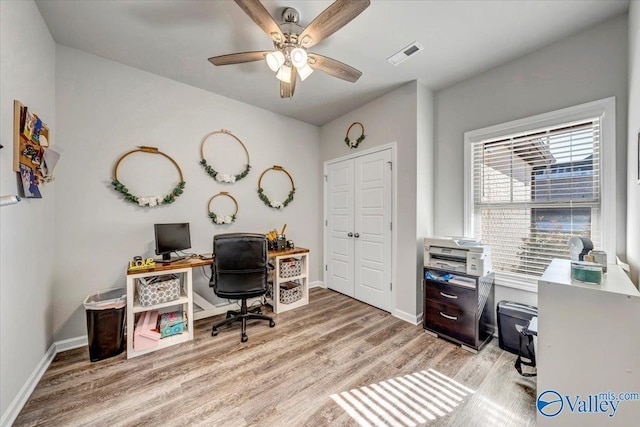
0, 0, 56, 419
416, 84, 434, 315
434, 14, 629, 305
53, 45, 321, 340
628, 2, 640, 285
320, 81, 434, 321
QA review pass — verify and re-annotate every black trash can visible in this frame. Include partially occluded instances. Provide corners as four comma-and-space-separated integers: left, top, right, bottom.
83, 288, 126, 362
496, 300, 538, 355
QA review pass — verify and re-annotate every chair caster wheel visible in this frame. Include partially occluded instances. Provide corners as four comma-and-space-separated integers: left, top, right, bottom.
270, 320, 276, 328
241, 334, 248, 342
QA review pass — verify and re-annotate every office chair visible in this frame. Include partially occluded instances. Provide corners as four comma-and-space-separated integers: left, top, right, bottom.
209, 233, 275, 342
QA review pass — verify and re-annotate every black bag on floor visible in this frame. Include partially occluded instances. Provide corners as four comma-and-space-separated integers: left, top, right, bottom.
514, 323, 536, 377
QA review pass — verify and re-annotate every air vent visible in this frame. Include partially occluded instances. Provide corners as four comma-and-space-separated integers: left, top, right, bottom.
387, 42, 424, 66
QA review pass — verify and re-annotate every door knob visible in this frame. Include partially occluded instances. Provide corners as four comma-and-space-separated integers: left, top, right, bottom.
347, 232, 353, 237
354, 233, 360, 238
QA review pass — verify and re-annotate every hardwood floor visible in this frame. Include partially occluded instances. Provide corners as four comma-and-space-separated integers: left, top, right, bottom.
14, 288, 536, 426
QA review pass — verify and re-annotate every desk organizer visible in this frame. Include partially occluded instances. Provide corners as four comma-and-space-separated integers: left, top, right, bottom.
137, 274, 180, 307
279, 258, 302, 278
158, 311, 186, 338
279, 281, 302, 304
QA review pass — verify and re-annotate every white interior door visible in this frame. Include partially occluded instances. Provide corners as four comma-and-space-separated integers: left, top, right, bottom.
325, 148, 393, 312
354, 149, 392, 311
326, 159, 355, 297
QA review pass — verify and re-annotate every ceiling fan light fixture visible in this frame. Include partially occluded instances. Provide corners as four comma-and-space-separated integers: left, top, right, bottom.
208, 0, 371, 98
276, 64, 292, 83
266, 50, 285, 72
297, 63, 314, 81
290, 47, 308, 68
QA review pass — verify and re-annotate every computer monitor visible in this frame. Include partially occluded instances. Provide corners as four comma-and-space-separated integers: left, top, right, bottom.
154, 223, 191, 261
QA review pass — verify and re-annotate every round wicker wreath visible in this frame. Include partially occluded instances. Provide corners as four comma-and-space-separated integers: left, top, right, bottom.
200, 129, 250, 183
207, 192, 238, 224
257, 165, 295, 209
344, 122, 365, 149
111, 146, 185, 207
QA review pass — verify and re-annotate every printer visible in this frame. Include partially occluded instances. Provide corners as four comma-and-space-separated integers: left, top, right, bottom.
424, 237, 492, 277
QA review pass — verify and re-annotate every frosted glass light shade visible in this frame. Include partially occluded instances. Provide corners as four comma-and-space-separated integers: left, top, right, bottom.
297, 63, 314, 81
276, 64, 292, 83
266, 51, 285, 72
290, 48, 308, 68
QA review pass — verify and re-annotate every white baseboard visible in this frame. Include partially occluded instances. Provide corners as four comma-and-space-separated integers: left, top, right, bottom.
55, 336, 88, 353
1, 343, 56, 427
309, 280, 325, 289
393, 308, 422, 325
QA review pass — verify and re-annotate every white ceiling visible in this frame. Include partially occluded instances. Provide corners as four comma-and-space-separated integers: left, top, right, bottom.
35, 0, 629, 126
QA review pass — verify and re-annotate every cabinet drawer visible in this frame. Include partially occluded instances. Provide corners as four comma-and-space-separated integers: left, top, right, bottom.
424, 300, 475, 345
425, 280, 476, 312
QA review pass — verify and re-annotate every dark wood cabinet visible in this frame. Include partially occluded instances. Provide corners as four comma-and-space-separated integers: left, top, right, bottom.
423, 268, 494, 352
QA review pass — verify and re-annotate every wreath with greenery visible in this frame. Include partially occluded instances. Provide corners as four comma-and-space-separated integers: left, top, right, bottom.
207, 192, 238, 224
112, 179, 185, 207
257, 166, 295, 209
344, 121, 366, 149
200, 129, 251, 183
111, 146, 186, 207
200, 160, 250, 183
258, 187, 295, 209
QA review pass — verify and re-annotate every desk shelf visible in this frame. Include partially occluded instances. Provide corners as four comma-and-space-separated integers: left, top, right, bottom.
132, 294, 190, 314
126, 261, 209, 359
127, 331, 191, 359
266, 248, 310, 314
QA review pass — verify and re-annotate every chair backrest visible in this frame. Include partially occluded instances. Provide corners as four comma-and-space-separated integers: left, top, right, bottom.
210, 233, 268, 299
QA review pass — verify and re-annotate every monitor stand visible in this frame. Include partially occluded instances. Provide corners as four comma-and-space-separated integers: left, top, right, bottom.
157, 253, 186, 263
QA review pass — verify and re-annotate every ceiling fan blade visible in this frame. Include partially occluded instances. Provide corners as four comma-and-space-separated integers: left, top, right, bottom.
307, 53, 362, 83
234, 0, 284, 43
298, 0, 370, 48
280, 67, 297, 98
208, 51, 270, 66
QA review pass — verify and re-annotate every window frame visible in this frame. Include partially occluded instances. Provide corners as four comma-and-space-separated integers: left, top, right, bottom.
464, 97, 616, 292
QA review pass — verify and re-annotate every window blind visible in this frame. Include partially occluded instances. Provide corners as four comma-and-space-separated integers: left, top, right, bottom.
471, 118, 601, 279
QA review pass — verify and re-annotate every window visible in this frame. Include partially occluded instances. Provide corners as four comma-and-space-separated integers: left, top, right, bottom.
464, 98, 616, 290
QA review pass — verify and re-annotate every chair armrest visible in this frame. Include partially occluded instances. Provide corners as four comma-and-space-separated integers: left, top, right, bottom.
209, 265, 216, 288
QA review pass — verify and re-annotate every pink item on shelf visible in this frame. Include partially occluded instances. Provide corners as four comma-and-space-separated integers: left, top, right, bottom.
133, 310, 161, 352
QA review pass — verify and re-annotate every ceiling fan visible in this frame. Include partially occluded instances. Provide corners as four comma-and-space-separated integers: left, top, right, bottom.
208, 0, 370, 98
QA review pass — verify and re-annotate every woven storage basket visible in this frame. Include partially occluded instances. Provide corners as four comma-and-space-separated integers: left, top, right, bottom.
279, 281, 302, 304
137, 275, 180, 307
279, 258, 302, 278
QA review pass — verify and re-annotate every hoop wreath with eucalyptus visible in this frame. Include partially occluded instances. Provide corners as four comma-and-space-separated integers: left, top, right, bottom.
111, 146, 185, 207
200, 129, 250, 183
207, 192, 238, 224
257, 166, 295, 209
344, 122, 365, 149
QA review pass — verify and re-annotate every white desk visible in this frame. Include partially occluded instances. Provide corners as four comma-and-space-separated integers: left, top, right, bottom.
126, 249, 311, 357
537, 259, 640, 426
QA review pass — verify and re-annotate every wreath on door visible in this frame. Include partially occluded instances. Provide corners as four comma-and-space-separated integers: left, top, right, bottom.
344, 122, 365, 149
